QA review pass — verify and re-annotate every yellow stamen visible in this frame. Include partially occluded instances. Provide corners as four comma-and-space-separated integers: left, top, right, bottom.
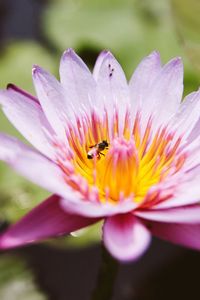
58, 112, 186, 205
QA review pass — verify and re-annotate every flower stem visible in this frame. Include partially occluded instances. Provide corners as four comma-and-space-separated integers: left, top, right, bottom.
91, 245, 119, 300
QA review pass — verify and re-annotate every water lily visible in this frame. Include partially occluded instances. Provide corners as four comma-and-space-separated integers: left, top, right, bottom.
0, 49, 200, 261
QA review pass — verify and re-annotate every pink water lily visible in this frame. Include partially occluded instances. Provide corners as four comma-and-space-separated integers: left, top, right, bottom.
0, 49, 200, 261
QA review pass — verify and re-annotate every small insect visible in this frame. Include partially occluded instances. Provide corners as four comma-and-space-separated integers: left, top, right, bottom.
87, 140, 109, 159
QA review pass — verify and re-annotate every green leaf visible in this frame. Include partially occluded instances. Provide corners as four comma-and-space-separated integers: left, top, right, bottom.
0, 41, 57, 93
171, 0, 200, 74
43, 0, 181, 74
43, 0, 199, 92
0, 162, 49, 223
0, 41, 57, 137
0, 254, 46, 300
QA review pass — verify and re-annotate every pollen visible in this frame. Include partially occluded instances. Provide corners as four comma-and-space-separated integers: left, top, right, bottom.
56, 110, 187, 205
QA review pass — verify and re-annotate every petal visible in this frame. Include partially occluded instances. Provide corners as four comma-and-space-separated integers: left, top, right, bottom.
6, 84, 39, 104
93, 50, 109, 81
143, 57, 183, 129
0, 84, 55, 158
0, 194, 98, 249
144, 220, 200, 251
188, 111, 200, 143
61, 197, 137, 218
169, 89, 200, 141
94, 51, 130, 136
155, 175, 200, 209
0, 133, 73, 199
59, 48, 96, 111
92, 50, 110, 114
135, 204, 200, 224
32, 65, 74, 139
129, 51, 161, 116
103, 214, 151, 261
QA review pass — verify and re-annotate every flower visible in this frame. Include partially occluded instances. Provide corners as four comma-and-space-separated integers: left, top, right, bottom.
0, 49, 200, 261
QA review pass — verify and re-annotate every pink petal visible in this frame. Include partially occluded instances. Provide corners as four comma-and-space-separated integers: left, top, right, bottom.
59, 48, 96, 111
32, 65, 74, 139
6, 84, 39, 104
0, 85, 55, 158
61, 197, 137, 218
143, 57, 183, 129
188, 111, 200, 143
103, 214, 151, 261
93, 50, 109, 81
93, 51, 130, 135
0, 194, 99, 249
135, 204, 200, 223
0, 133, 74, 199
169, 89, 200, 141
155, 175, 200, 209
129, 51, 161, 116
144, 220, 200, 251
92, 50, 110, 114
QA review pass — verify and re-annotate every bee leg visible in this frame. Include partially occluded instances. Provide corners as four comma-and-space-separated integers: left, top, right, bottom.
100, 152, 105, 157
96, 153, 101, 159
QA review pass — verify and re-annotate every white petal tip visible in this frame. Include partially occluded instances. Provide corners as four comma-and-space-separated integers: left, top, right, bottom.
101, 49, 110, 55
168, 57, 183, 67
62, 48, 77, 60
149, 50, 160, 59
172, 57, 182, 64
32, 64, 41, 76
104, 51, 115, 61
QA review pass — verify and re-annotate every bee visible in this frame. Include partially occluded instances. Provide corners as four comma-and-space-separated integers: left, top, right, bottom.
87, 140, 109, 159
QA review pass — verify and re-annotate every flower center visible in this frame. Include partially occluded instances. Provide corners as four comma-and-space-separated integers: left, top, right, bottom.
57, 111, 187, 205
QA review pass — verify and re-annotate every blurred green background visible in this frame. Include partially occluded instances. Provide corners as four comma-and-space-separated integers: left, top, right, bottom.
0, 0, 199, 299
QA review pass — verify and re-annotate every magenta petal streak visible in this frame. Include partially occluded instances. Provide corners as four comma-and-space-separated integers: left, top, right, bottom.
0, 195, 100, 249
143, 219, 200, 250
